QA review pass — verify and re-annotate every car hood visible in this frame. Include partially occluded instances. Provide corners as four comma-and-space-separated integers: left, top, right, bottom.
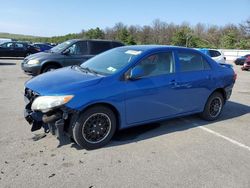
25, 66, 103, 95
25, 51, 63, 60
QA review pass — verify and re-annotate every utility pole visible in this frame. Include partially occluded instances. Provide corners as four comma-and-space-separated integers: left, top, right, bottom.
186, 35, 192, 47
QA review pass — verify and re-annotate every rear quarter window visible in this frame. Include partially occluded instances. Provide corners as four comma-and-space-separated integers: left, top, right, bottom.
89, 41, 112, 55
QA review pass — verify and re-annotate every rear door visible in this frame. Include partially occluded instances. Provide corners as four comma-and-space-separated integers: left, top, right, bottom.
63, 41, 88, 66
175, 50, 213, 112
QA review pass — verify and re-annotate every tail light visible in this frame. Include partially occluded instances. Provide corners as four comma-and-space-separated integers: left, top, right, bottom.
233, 71, 237, 81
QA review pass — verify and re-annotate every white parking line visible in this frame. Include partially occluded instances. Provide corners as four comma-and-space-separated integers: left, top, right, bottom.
181, 119, 250, 152
199, 126, 250, 152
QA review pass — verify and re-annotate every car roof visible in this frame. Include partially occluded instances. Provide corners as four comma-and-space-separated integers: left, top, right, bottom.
68, 39, 123, 43
116, 45, 195, 53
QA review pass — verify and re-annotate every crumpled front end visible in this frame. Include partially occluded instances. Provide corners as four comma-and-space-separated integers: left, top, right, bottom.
24, 88, 78, 140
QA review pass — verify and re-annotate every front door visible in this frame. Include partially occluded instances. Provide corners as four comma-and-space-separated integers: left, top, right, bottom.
125, 51, 184, 125
0, 42, 15, 57
63, 41, 89, 66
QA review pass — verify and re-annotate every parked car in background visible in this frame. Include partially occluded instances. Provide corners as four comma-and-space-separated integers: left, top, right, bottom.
241, 56, 250, 71
197, 48, 226, 64
24, 45, 236, 149
32, 43, 53, 52
0, 41, 40, 57
234, 54, 250, 65
21, 39, 124, 75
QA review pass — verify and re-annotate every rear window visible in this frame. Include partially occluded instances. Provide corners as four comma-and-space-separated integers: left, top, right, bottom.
209, 50, 221, 57
16, 43, 25, 48
178, 51, 211, 72
89, 41, 112, 55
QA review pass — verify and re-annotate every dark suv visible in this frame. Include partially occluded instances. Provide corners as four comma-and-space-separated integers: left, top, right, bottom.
21, 39, 124, 75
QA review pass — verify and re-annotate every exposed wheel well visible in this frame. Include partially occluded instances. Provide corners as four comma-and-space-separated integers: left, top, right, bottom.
212, 88, 226, 102
80, 103, 120, 129
41, 62, 62, 72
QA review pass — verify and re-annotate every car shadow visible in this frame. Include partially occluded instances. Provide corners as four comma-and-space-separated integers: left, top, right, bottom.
108, 101, 250, 147
58, 101, 250, 150
0, 57, 24, 60
0, 62, 16, 66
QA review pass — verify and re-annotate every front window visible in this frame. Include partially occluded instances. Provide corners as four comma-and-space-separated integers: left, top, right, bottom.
67, 41, 87, 55
81, 48, 142, 75
132, 52, 175, 77
50, 40, 74, 53
1, 42, 14, 48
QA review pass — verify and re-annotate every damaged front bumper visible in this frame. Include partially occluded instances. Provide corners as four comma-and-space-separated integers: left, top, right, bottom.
24, 88, 78, 141
24, 108, 66, 138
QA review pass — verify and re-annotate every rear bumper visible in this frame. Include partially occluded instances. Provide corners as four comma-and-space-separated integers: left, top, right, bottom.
224, 84, 234, 100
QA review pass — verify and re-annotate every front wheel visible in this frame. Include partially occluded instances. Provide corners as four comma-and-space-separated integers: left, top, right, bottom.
73, 106, 117, 150
25, 52, 31, 57
200, 92, 224, 121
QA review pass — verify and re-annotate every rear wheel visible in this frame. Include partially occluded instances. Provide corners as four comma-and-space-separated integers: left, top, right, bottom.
200, 92, 224, 121
73, 106, 117, 150
42, 64, 60, 73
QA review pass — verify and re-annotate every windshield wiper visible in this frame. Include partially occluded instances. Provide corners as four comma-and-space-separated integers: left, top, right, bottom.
79, 66, 100, 75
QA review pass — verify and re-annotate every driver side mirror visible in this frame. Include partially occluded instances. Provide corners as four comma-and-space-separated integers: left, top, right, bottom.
129, 66, 145, 80
62, 49, 70, 56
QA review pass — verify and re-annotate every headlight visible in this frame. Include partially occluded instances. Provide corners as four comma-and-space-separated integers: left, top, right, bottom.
27, 59, 40, 65
31, 95, 74, 112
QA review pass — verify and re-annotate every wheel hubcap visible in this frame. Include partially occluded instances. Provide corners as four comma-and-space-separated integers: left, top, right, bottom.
209, 97, 222, 117
82, 113, 111, 144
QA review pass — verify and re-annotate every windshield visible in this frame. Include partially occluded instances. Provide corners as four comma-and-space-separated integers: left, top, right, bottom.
50, 40, 74, 53
80, 48, 143, 75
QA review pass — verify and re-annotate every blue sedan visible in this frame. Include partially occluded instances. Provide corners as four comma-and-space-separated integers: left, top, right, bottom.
24, 45, 236, 149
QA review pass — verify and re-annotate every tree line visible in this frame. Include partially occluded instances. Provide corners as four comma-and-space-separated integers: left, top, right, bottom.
21, 18, 250, 49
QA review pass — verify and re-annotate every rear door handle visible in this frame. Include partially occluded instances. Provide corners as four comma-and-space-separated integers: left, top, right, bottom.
170, 80, 180, 88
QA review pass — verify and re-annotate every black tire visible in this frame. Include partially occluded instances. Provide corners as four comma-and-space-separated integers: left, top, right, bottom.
26, 52, 31, 57
42, 64, 59, 73
200, 92, 224, 121
73, 106, 117, 150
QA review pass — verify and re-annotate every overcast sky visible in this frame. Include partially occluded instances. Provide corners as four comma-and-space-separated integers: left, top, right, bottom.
0, 0, 249, 37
